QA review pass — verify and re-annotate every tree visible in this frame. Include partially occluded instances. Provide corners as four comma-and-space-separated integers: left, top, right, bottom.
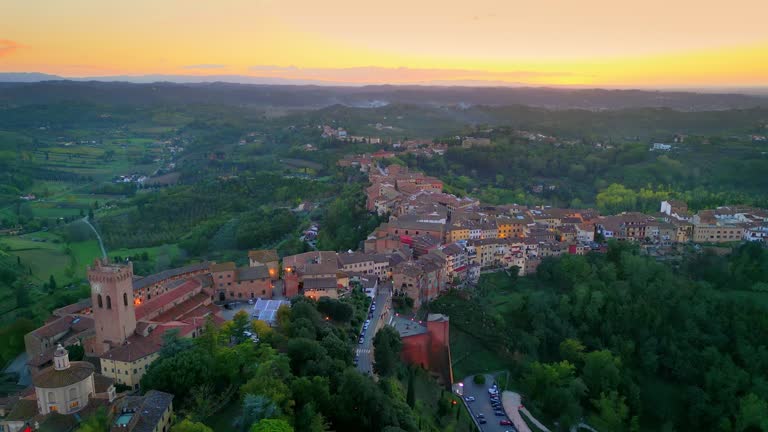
160, 328, 195, 357
582, 350, 622, 398
48, 275, 57, 292
473, 374, 486, 385
406, 370, 416, 408
171, 419, 214, 432
141, 349, 216, 398
75, 407, 110, 432
238, 394, 280, 432
373, 326, 402, 377
230, 310, 252, 344
559, 338, 585, 365
735, 393, 768, 432
250, 419, 293, 432
66, 344, 85, 361
589, 391, 632, 432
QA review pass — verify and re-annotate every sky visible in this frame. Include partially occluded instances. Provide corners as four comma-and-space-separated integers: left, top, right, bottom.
1, 0, 767, 88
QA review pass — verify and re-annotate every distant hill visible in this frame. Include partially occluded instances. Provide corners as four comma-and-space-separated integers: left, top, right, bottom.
0, 78, 766, 111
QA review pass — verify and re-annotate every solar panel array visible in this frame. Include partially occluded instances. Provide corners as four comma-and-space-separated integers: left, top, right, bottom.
252, 299, 291, 324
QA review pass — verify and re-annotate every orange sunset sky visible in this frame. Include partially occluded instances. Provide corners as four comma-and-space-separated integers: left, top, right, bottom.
2, 0, 767, 87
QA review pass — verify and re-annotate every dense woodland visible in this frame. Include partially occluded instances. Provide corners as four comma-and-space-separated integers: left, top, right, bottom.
425, 242, 768, 431
403, 126, 768, 212
130, 292, 468, 432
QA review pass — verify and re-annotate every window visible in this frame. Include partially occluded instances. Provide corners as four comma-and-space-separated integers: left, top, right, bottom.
50, 405, 58, 412
69, 387, 78, 401
123, 293, 128, 307
106, 295, 112, 309
48, 392, 56, 403
97, 294, 103, 308
70, 401, 79, 409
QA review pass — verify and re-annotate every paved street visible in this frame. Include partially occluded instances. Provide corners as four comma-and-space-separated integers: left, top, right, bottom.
356, 281, 392, 375
460, 374, 517, 432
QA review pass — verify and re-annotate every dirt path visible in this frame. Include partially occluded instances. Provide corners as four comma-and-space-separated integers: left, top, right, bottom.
82, 217, 107, 259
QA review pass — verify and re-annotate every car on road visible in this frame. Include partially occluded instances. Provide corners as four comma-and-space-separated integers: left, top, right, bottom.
500, 419, 513, 426
464, 396, 475, 402
475, 413, 485, 419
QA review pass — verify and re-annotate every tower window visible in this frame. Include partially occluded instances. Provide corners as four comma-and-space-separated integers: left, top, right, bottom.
123, 293, 128, 307
97, 294, 103, 308
106, 295, 112, 309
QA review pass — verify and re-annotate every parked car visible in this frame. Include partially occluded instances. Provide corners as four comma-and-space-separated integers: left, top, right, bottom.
464, 396, 475, 402
247, 299, 254, 305
500, 419, 513, 426
358, 336, 364, 344
479, 419, 487, 424
476, 414, 485, 418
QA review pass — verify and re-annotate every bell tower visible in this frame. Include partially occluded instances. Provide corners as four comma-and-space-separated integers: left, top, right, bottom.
88, 259, 136, 355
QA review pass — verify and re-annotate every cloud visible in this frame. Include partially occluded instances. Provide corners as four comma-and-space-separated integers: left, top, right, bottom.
249, 65, 299, 71
0, 39, 22, 57
246, 65, 576, 84
182, 63, 226, 69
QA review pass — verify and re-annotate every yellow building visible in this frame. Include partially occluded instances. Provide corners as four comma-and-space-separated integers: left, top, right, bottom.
446, 225, 470, 243
693, 224, 744, 243
100, 350, 160, 390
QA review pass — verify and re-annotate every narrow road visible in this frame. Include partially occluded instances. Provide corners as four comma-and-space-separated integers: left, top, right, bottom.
82, 217, 107, 259
356, 281, 392, 375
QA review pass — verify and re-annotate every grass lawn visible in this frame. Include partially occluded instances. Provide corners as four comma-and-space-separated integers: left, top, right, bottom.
107, 244, 181, 260
450, 328, 508, 379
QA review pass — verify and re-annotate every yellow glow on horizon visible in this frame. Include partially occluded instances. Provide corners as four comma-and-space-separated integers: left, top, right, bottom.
1, 0, 767, 87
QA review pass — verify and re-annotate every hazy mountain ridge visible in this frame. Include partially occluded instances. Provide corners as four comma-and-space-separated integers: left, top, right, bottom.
0, 77, 766, 110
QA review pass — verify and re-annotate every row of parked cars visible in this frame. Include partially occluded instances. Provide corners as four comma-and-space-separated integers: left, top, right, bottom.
466, 383, 516, 430
357, 300, 377, 344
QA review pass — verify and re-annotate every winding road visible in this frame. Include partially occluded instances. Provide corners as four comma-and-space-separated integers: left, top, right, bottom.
82, 216, 107, 259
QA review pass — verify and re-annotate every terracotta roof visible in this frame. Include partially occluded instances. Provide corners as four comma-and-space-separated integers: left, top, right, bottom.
237, 265, 270, 281
52, 299, 91, 317
135, 278, 202, 320
303, 277, 338, 290
102, 333, 162, 363
117, 391, 174, 432
5, 398, 37, 421
32, 361, 95, 388
29, 315, 94, 340
337, 252, 375, 266
132, 261, 209, 290
94, 374, 115, 393
248, 249, 278, 263
210, 261, 236, 272
151, 292, 210, 323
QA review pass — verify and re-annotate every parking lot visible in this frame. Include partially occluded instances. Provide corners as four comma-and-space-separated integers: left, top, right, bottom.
460, 374, 516, 432
218, 301, 254, 321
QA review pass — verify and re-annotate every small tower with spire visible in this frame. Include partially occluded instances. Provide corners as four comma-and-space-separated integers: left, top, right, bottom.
53, 344, 70, 370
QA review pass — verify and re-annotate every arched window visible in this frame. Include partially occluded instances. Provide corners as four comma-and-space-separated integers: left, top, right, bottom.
68, 387, 78, 401
123, 293, 128, 307
48, 392, 56, 403
106, 295, 112, 309
97, 294, 103, 308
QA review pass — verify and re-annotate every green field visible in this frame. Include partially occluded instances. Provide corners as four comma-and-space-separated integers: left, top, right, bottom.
0, 228, 101, 283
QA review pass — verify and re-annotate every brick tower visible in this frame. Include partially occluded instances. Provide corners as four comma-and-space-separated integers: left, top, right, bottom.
88, 259, 136, 355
